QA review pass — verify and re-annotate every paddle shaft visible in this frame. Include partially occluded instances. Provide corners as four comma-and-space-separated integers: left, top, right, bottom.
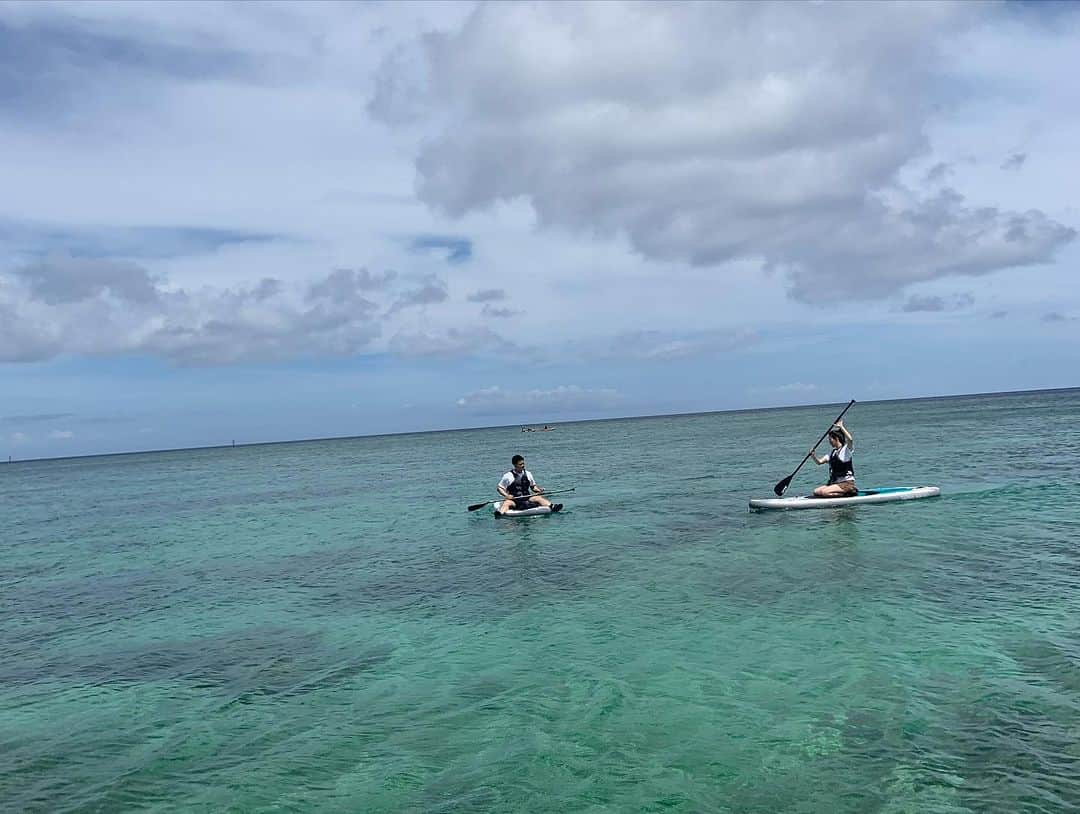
773, 400, 855, 496
467, 487, 576, 512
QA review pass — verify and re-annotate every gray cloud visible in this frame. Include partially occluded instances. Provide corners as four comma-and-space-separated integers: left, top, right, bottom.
455, 384, 622, 415
373, 2, 1074, 303
143, 280, 383, 365
900, 292, 975, 313
0, 14, 256, 124
1001, 153, 1027, 171
386, 273, 448, 314
1043, 311, 1071, 322
0, 302, 62, 362
0, 259, 387, 364
467, 288, 506, 303
481, 304, 520, 318
990, 310, 1008, 319
15, 256, 162, 305
252, 278, 282, 301
1, 412, 75, 424
306, 268, 396, 304
367, 39, 432, 127
902, 295, 947, 313
924, 162, 953, 184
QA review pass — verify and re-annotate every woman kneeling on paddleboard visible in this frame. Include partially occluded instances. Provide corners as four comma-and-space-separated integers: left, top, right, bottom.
810, 419, 856, 497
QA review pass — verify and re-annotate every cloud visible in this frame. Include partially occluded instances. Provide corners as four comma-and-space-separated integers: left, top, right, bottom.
568, 328, 758, 362
372, 2, 1075, 303
0, 218, 282, 261
388, 325, 506, 358
15, 255, 162, 305
1001, 152, 1027, 171
467, 288, 507, 303
1, 412, 75, 423
924, 162, 953, 184
386, 273, 449, 314
49, 430, 74, 440
481, 304, 520, 318
0, 9, 266, 126
0, 257, 387, 364
1042, 311, 1071, 322
306, 268, 396, 304
900, 292, 975, 313
749, 382, 819, 396
408, 234, 473, 264
990, 310, 1008, 319
455, 384, 622, 414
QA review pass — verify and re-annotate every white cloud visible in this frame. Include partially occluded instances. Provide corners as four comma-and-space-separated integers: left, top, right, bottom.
776, 383, 819, 394
373, 2, 1076, 303
456, 384, 622, 414
602, 329, 756, 361
49, 429, 74, 439
388, 325, 506, 358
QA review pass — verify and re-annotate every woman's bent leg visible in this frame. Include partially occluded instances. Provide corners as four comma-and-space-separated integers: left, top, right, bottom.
814, 482, 857, 497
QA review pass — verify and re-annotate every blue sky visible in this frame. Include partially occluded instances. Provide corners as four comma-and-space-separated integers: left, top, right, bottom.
1, 1, 1078, 460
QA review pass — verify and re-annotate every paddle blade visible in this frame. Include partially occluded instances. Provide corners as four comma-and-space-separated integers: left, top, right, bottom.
773, 475, 793, 497
467, 501, 489, 512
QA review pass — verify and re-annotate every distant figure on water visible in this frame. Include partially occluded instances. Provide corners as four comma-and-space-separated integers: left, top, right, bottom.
810, 419, 856, 497
497, 454, 562, 513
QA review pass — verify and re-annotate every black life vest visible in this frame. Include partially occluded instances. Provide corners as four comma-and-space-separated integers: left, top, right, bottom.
508, 469, 532, 497
828, 447, 855, 484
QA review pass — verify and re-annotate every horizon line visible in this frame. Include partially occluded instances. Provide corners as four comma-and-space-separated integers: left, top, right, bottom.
3, 383, 1077, 466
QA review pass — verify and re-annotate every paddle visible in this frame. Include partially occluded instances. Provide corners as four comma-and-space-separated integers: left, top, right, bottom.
773, 400, 856, 496
467, 487, 576, 512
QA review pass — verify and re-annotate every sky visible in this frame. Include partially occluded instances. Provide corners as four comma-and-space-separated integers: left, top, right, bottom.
1, 0, 1078, 460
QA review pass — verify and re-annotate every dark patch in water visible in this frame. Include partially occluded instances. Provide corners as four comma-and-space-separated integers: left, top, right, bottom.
1, 623, 393, 702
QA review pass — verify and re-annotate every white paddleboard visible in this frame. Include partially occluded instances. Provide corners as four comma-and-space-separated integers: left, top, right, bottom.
749, 486, 940, 511
494, 504, 563, 517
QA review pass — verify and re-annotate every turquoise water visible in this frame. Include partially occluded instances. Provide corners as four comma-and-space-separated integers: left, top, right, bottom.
3, 389, 1079, 812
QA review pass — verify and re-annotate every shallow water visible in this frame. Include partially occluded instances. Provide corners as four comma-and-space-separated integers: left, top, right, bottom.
3, 389, 1079, 812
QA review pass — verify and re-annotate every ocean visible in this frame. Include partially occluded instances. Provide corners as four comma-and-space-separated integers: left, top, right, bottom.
3, 388, 1079, 812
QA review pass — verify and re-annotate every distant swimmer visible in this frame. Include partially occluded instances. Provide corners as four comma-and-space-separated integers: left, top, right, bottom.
496, 454, 562, 514
810, 418, 856, 497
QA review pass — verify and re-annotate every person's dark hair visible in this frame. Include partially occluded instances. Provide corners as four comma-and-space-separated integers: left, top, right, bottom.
827, 429, 844, 443
512, 454, 525, 465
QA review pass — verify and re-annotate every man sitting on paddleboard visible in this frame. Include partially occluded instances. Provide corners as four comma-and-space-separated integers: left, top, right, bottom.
497, 455, 561, 513
810, 419, 856, 497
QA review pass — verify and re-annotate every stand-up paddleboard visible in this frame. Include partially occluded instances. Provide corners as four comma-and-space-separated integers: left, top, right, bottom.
749, 486, 940, 511
494, 503, 564, 518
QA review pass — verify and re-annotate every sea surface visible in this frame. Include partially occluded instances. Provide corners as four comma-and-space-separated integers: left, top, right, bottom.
3, 389, 1080, 813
